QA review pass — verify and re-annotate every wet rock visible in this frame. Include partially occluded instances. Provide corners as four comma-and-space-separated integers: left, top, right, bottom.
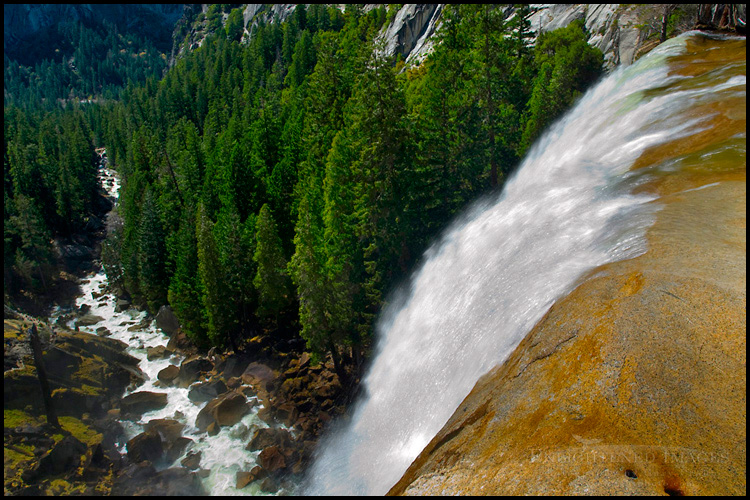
145, 418, 185, 444
258, 445, 286, 473
181, 450, 202, 470
155, 305, 180, 336
114, 299, 131, 312
157, 365, 180, 385
165, 437, 192, 463
188, 378, 228, 404
236, 465, 268, 489
76, 313, 105, 327
95, 326, 111, 337
126, 429, 163, 463
246, 427, 293, 452
178, 355, 213, 387
120, 391, 168, 419
195, 390, 249, 431
389, 176, 748, 496
214, 391, 250, 426
146, 345, 171, 361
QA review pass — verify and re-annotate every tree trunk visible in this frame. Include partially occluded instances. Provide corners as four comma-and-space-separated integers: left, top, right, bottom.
29, 324, 60, 429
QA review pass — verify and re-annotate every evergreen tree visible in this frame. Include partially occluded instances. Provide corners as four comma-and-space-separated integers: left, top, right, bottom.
137, 188, 167, 312
196, 203, 231, 346
168, 214, 209, 345
253, 204, 291, 328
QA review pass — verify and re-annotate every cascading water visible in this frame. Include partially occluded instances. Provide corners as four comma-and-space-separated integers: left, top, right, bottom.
304, 31, 746, 496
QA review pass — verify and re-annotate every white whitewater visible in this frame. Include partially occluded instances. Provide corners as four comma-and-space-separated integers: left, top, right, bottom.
305, 32, 743, 495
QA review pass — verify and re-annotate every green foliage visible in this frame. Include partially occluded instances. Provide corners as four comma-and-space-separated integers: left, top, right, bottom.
33, 4, 605, 366
520, 19, 603, 154
225, 9, 245, 42
253, 204, 291, 326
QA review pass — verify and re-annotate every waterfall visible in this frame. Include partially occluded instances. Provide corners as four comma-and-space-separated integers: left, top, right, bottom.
304, 31, 746, 496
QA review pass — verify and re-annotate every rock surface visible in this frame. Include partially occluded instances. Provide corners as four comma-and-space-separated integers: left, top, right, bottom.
389, 162, 746, 494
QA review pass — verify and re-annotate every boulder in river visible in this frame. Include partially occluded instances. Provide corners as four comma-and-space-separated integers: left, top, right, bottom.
146, 345, 171, 361
157, 365, 180, 385
120, 391, 168, 419
257, 445, 286, 473
155, 305, 180, 336
76, 313, 105, 327
236, 465, 267, 489
188, 378, 228, 403
126, 429, 163, 463
178, 355, 214, 387
195, 390, 249, 431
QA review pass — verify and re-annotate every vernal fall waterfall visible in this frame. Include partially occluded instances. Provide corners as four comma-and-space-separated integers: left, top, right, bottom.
304, 31, 746, 496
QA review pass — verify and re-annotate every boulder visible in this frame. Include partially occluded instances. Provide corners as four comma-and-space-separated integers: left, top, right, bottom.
76, 313, 105, 327
258, 445, 286, 473
246, 427, 293, 452
155, 305, 180, 336
126, 429, 163, 463
188, 379, 228, 404
144, 418, 185, 444
115, 299, 131, 312
157, 365, 180, 385
236, 466, 267, 489
120, 391, 168, 419
181, 450, 202, 470
178, 356, 214, 387
195, 390, 249, 431
165, 437, 192, 463
96, 326, 111, 337
274, 402, 298, 428
214, 353, 252, 379
214, 391, 250, 427
32, 434, 87, 478
240, 362, 277, 390
146, 345, 171, 361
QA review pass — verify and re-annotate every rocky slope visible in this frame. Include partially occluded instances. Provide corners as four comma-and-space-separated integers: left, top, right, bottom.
4, 314, 145, 495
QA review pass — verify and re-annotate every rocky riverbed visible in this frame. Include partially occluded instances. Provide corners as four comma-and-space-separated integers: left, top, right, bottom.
4, 152, 353, 496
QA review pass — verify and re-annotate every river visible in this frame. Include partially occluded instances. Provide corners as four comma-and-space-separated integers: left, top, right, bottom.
50, 153, 291, 496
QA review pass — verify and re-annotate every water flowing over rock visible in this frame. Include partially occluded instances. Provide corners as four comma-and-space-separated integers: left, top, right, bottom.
305, 31, 747, 496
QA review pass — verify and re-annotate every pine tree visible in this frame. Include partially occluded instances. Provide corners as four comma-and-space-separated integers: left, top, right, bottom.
253, 204, 291, 328
196, 203, 231, 346
137, 188, 167, 313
